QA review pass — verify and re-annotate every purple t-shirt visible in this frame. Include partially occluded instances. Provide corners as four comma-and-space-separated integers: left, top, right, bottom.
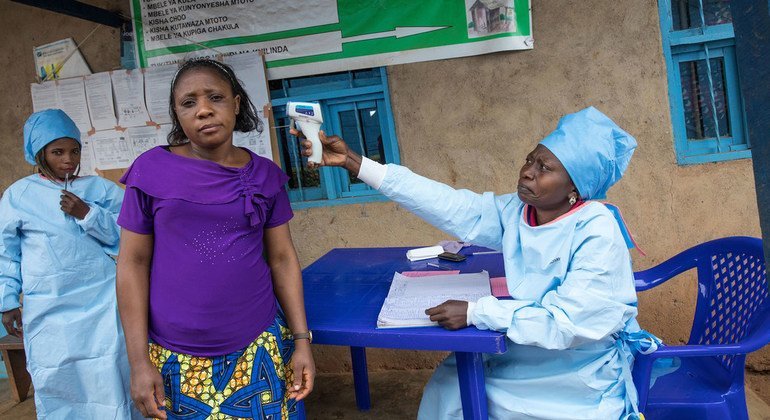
118, 146, 293, 356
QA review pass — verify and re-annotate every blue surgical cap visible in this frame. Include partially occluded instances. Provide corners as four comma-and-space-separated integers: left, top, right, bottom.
539, 106, 637, 200
23, 109, 81, 165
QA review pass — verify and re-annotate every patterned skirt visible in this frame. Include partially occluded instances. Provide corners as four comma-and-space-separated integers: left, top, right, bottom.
149, 314, 299, 420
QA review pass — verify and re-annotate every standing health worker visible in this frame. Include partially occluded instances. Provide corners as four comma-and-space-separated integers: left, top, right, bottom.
0, 109, 139, 419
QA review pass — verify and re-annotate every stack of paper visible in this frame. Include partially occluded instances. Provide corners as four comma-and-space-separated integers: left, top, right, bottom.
406, 245, 444, 261
377, 271, 491, 328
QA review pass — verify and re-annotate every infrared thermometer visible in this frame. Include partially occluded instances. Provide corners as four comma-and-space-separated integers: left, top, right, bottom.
287, 101, 323, 164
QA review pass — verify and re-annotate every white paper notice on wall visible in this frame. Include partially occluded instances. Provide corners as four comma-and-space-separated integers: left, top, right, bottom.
233, 113, 272, 160
223, 52, 269, 109
143, 66, 176, 124
90, 130, 133, 170
30, 78, 92, 132
55, 78, 92, 132
127, 125, 170, 159
79, 136, 97, 177
30, 81, 59, 112
84, 72, 118, 130
110, 70, 151, 128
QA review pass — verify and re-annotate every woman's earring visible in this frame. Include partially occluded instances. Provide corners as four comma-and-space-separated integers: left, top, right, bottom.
568, 195, 577, 206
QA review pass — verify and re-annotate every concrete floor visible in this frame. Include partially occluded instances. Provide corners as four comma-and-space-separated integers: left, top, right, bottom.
1, 369, 769, 419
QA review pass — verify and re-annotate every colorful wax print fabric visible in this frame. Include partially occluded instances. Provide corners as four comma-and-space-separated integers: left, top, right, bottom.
149, 314, 299, 420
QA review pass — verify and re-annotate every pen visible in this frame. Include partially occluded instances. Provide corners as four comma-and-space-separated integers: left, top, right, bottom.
427, 262, 452, 270
472, 251, 502, 255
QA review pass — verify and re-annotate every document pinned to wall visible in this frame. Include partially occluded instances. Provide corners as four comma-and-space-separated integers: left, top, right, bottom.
143, 65, 176, 124
31, 78, 91, 132
377, 271, 491, 328
90, 130, 133, 170
127, 125, 170, 158
78, 136, 97, 177
56, 78, 92, 132
224, 53, 275, 160
223, 52, 269, 108
84, 72, 118, 130
30, 81, 59, 112
33, 38, 91, 81
28, 53, 278, 179
110, 70, 151, 128
233, 126, 273, 160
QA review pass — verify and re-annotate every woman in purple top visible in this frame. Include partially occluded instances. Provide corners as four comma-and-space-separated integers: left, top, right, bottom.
116, 59, 314, 420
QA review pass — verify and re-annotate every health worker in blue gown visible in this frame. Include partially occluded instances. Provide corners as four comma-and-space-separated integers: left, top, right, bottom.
0, 109, 140, 419
294, 106, 660, 420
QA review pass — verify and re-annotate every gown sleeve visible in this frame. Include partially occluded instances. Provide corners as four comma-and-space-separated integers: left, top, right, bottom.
75, 180, 124, 255
378, 164, 518, 250
0, 190, 23, 312
470, 213, 639, 350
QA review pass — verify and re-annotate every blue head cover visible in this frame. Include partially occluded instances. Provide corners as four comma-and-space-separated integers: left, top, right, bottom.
539, 106, 637, 200
23, 109, 81, 165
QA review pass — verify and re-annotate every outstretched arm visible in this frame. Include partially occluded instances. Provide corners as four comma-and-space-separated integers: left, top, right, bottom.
293, 129, 516, 249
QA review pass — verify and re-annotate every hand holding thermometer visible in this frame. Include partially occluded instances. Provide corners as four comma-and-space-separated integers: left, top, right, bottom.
287, 101, 324, 164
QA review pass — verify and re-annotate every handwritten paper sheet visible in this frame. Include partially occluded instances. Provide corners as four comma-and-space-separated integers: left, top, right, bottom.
127, 125, 169, 158
90, 130, 133, 170
111, 70, 150, 128
84, 72, 117, 130
377, 271, 491, 328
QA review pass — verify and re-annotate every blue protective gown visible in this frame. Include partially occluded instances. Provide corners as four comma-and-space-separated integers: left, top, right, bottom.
376, 165, 655, 420
0, 174, 140, 419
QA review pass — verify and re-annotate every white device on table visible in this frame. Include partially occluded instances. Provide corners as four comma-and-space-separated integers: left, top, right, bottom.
287, 101, 324, 164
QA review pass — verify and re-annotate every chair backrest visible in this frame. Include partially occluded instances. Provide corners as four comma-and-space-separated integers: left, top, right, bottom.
636, 237, 770, 372
691, 237, 768, 371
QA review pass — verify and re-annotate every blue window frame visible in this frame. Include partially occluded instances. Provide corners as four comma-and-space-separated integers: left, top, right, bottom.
269, 68, 400, 209
658, 0, 750, 165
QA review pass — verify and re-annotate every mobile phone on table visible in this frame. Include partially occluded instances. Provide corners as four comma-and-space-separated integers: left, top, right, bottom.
438, 252, 466, 262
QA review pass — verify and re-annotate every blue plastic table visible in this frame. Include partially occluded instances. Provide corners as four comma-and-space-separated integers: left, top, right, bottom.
302, 247, 508, 420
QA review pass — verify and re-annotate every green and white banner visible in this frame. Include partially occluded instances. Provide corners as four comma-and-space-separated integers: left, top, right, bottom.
131, 0, 532, 79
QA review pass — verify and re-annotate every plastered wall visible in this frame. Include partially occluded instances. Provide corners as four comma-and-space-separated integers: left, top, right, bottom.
1, 0, 767, 400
